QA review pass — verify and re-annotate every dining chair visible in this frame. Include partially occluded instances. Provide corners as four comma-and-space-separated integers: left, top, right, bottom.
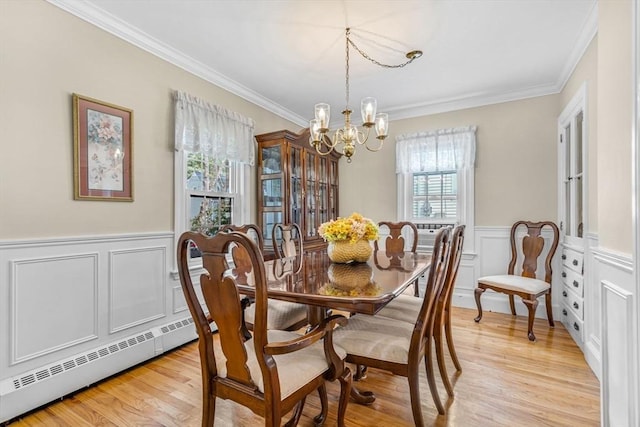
220, 224, 308, 332
375, 221, 420, 296
271, 223, 303, 279
377, 225, 465, 397
332, 227, 452, 424
474, 220, 560, 341
177, 230, 352, 427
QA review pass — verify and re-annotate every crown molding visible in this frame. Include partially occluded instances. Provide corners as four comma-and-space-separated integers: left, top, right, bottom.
47, 0, 598, 126
47, 0, 308, 127
555, 1, 599, 92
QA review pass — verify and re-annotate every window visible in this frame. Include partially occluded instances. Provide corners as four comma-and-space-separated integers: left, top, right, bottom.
411, 171, 458, 220
186, 153, 234, 236
173, 91, 255, 265
396, 126, 476, 250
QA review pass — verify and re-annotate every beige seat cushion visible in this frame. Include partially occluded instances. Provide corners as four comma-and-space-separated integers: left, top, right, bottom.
245, 299, 308, 330
333, 314, 415, 364
478, 274, 550, 294
377, 294, 422, 324
215, 329, 346, 399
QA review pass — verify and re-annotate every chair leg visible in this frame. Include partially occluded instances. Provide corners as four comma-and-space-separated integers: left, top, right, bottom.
545, 292, 555, 327
424, 337, 445, 415
408, 363, 426, 427
414, 278, 420, 297
434, 321, 454, 397
444, 307, 462, 372
312, 384, 327, 426
474, 287, 485, 322
285, 397, 305, 427
354, 364, 367, 381
201, 373, 215, 427
522, 298, 539, 341
336, 367, 352, 427
508, 295, 516, 316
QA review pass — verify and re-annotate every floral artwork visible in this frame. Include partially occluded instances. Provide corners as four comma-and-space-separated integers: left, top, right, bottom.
73, 94, 133, 201
87, 109, 124, 191
318, 212, 379, 243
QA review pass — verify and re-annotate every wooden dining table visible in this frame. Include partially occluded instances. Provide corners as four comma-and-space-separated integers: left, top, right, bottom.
235, 247, 431, 405
236, 248, 431, 318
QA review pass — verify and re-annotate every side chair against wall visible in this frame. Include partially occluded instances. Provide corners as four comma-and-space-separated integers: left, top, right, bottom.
220, 224, 308, 332
374, 221, 420, 296
377, 225, 465, 397
332, 227, 452, 425
474, 220, 560, 341
177, 231, 352, 427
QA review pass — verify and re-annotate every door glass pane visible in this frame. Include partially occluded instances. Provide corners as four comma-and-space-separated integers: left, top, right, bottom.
262, 178, 282, 207
564, 125, 571, 181
263, 211, 283, 248
576, 176, 583, 237
262, 146, 282, 174
565, 180, 572, 237
576, 111, 583, 175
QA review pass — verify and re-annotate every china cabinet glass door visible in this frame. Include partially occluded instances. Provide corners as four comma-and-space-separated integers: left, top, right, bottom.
260, 144, 284, 248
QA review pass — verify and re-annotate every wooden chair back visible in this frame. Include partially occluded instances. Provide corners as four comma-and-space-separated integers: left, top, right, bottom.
374, 221, 419, 253
219, 223, 264, 253
272, 223, 303, 277
508, 220, 560, 283
177, 230, 351, 426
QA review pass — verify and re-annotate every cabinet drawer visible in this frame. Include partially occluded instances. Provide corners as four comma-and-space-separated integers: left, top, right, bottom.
561, 267, 583, 297
561, 287, 584, 319
561, 303, 584, 345
561, 247, 583, 274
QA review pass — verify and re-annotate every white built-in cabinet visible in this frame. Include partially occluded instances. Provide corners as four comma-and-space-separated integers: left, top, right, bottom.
558, 83, 588, 350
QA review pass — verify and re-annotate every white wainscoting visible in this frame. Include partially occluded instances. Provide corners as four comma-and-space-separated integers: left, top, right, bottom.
593, 247, 636, 427
0, 233, 198, 423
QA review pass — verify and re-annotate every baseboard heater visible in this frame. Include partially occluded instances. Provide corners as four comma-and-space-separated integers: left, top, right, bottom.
0, 316, 197, 423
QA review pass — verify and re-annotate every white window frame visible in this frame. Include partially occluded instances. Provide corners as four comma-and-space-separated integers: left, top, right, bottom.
397, 166, 474, 250
173, 150, 250, 270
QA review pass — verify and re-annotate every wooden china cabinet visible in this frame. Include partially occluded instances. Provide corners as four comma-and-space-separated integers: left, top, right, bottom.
256, 128, 340, 251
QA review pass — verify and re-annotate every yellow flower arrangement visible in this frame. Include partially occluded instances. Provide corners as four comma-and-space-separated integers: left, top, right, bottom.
318, 212, 379, 243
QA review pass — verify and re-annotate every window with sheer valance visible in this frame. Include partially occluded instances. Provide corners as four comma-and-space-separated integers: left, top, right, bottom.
173, 91, 255, 260
396, 126, 476, 250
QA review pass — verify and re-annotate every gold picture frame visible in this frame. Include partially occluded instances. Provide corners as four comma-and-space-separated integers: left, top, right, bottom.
73, 94, 133, 201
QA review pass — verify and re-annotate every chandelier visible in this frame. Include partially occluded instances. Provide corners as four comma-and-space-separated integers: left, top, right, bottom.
309, 28, 422, 162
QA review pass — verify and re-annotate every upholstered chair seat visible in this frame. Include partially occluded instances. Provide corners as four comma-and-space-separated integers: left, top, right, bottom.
476, 275, 550, 294
244, 302, 308, 331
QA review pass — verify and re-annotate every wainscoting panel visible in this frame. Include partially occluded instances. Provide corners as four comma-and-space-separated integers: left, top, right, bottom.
593, 247, 636, 427
109, 247, 166, 333
0, 232, 197, 423
10, 254, 98, 365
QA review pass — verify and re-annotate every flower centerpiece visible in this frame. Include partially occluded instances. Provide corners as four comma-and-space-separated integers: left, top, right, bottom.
318, 212, 379, 263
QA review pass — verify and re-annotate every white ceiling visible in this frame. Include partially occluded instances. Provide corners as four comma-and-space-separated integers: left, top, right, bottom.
50, 0, 597, 127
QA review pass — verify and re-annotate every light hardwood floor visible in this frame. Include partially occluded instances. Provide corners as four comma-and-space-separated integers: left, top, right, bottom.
9, 307, 600, 426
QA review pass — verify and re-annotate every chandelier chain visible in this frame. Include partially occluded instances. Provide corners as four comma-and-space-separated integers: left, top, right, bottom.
347, 36, 418, 69
345, 28, 350, 108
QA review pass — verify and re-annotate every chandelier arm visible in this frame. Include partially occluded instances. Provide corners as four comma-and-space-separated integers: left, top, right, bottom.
347, 37, 418, 69
363, 137, 385, 152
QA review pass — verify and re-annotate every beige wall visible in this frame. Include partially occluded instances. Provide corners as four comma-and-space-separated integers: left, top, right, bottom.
339, 95, 560, 226
560, 36, 598, 234
597, 0, 633, 254
0, 0, 296, 239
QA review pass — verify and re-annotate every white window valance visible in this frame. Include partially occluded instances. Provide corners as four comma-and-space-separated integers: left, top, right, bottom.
395, 126, 477, 173
174, 90, 255, 166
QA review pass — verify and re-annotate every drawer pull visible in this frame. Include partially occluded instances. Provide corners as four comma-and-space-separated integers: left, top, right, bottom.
562, 290, 568, 297
573, 302, 579, 309
562, 272, 567, 278
562, 309, 567, 316
562, 254, 567, 260
572, 259, 579, 266
573, 280, 579, 288
573, 322, 580, 331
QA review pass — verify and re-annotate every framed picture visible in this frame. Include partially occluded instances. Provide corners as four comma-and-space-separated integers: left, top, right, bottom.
73, 94, 133, 201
